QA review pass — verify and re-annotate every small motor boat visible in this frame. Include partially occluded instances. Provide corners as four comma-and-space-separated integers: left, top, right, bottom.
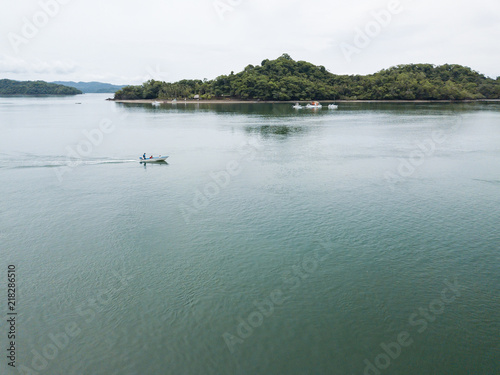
328, 104, 338, 109
139, 156, 169, 163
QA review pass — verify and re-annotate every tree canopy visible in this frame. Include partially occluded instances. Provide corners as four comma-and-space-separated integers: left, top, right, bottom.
0, 79, 82, 95
114, 54, 500, 101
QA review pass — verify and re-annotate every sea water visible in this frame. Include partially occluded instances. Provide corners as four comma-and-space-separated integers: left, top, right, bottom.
0, 94, 499, 374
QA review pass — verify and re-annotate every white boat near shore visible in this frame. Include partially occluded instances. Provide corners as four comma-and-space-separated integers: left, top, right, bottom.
306, 101, 322, 109
152, 101, 161, 106
292, 103, 303, 109
328, 104, 338, 109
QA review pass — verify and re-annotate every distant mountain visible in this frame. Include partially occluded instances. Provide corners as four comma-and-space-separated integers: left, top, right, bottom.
52, 81, 127, 93
0, 79, 82, 96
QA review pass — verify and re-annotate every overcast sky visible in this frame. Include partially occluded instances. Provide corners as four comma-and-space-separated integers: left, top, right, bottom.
1, 0, 499, 84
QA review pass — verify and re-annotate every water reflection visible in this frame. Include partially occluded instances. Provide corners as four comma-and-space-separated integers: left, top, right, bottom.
244, 125, 305, 137
118, 102, 331, 117
117, 101, 495, 117
140, 161, 169, 170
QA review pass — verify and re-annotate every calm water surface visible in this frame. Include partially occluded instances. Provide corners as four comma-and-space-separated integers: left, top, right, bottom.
0, 94, 499, 374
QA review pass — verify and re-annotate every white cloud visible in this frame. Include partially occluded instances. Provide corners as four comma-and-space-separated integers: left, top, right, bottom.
0, 55, 78, 76
0, 0, 498, 83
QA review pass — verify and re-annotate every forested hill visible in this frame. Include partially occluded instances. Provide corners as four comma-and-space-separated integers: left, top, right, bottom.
0, 79, 82, 95
52, 81, 126, 93
114, 54, 500, 101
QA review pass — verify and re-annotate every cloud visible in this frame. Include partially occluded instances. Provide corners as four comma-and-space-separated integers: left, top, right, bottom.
0, 55, 78, 75
0, 0, 498, 82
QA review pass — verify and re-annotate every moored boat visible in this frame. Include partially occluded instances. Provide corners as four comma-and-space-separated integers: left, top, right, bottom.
292, 103, 303, 109
306, 101, 322, 109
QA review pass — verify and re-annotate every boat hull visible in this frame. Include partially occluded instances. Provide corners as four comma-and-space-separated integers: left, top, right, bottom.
140, 156, 169, 163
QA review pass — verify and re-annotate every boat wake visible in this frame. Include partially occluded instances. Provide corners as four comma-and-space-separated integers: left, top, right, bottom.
472, 178, 500, 185
0, 156, 137, 170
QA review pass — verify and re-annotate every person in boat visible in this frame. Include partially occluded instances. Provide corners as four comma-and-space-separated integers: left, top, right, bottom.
143, 153, 146, 160
150, 155, 153, 159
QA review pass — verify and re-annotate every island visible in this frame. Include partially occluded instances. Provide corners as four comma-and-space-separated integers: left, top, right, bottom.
51, 81, 126, 93
0, 79, 82, 96
114, 54, 500, 102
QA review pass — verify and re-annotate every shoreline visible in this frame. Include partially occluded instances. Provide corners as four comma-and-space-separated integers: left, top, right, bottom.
111, 98, 500, 104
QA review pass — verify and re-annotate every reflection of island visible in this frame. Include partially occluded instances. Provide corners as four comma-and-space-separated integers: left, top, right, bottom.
114, 54, 500, 102
245, 125, 305, 137
0, 79, 82, 95
117, 101, 328, 117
